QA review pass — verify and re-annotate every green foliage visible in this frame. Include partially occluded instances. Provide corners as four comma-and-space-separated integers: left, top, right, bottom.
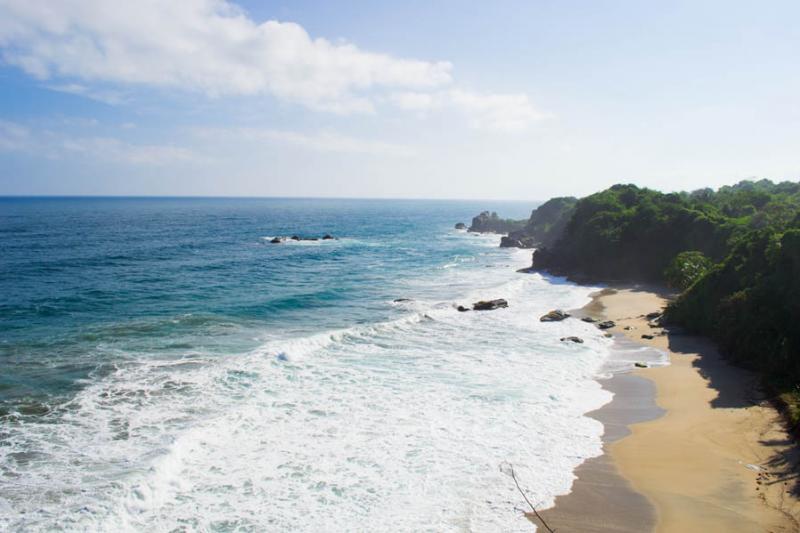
518, 197, 577, 247
531, 178, 800, 408
664, 251, 712, 290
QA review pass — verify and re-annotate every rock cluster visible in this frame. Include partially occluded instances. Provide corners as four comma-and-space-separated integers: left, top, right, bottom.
540, 309, 571, 322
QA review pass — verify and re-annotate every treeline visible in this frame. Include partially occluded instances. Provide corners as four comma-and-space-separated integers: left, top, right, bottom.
528, 179, 800, 426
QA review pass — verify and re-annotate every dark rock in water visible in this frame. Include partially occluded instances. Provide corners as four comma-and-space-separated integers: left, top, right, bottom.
455, 222, 467, 230
641, 334, 655, 340
457, 305, 470, 312
277, 353, 289, 361
322, 234, 334, 240
560, 336, 584, 344
500, 236, 523, 248
634, 362, 648, 368
393, 298, 412, 303
581, 316, 597, 323
269, 237, 283, 244
540, 309, 570, 322
597, 320, 616, 329
472, 299, 508, 311
604, 332, 613, 338
307, 237, 319, 241
645, 311, 662, 320
290, 235, 301, 241
468, 211, 525, 233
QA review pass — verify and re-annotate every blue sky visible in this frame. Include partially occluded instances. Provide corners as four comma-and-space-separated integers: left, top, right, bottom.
0, 0, 798, 199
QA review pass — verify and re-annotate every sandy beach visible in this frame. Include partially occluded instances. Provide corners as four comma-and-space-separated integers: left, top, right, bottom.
540, 286, 800, 532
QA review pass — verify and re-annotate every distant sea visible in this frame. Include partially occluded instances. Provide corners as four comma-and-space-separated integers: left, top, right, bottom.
1, 197, 619, 531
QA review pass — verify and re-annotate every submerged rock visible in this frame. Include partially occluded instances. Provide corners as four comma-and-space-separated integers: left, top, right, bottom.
393, 298, 412, 303
269, 237, 283, 244
540, 309, 570, 322
457, 305, 470, 312
560, 336, 584, 344
597, 320, 616, 330
472, 299, 508, 311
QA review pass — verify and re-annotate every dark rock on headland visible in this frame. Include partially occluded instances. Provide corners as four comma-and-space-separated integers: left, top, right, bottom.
472, 299, 508, 311
468, 211, 525, 234
540, 309, 571, 322
561, 336, 584, 343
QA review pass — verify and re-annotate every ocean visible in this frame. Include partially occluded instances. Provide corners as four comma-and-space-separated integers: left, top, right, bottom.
1, 197, 625, 531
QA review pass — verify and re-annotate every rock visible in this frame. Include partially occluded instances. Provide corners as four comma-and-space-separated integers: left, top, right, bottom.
645, 311, 662, 320
322, 234, 334, 240
290, 235, 301, 241
455, 222, 467, 230
472, 299, 508, 311
269, 237, 283, 244
604, 332, 613, 338
393, 298, 412, 303
457, 305, 470, 312
581, 316, 597, 323
624, 326, 632, 330
634, 362, 648, 368
560, 336, 584, 344
540, 309, 571, 322
500, 236, 524, 248
641, 334, 655, 340
468, 211, 525, 233
597, 320, 616, 330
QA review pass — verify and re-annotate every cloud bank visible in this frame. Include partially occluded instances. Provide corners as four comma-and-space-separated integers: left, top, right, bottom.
0, 0, 544, 129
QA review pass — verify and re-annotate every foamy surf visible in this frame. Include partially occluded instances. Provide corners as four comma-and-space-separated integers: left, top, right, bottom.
1, 229, 616, 532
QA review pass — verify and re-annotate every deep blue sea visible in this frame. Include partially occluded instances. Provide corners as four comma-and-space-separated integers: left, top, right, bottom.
0, 197, 624, 532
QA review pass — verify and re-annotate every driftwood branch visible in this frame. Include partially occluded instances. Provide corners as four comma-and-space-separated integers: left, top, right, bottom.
504, 462, 556, 533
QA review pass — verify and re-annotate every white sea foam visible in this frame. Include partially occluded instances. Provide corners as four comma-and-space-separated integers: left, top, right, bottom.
0, 237, 617, 532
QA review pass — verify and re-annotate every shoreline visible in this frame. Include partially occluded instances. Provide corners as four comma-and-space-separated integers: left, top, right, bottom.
539, 285, 800, 532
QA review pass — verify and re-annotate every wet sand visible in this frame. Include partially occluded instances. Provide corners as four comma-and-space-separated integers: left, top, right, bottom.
537, 286, 800, 532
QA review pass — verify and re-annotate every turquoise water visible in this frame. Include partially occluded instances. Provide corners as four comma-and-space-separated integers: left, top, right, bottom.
0, 197, 614, 532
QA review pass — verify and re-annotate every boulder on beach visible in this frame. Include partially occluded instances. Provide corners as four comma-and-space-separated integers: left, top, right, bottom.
580, 316, 597, 323
635, 362, 648, 368
597, 320, 616, 329
641, 334, 655, 340
540, 309, 570, 322
472, 299, 508, 311
560, 336, 584, 344
645, 311, 662, 320
455, 222, 467, 230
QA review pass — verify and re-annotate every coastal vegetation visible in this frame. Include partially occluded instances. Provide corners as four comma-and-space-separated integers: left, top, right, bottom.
476, 179, 800, 428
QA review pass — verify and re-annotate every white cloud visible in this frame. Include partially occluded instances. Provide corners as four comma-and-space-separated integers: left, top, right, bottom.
0, 119, 31, 151
0, 0, 451, 113
194, 127, 415, 157
61, 137, 198, 165
391, 89, 549, 131
0, 0, 548, 130
0, 119, 198, 165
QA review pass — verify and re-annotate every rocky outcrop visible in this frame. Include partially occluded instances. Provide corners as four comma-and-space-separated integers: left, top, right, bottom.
472, 299, 509, 311
270, 234, 335, 243
468, 211, 525, 234
500, 234, 537, 248
540, 309, 571, 322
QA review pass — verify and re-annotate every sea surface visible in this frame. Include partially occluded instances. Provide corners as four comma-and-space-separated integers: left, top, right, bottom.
1, 197, 626, 532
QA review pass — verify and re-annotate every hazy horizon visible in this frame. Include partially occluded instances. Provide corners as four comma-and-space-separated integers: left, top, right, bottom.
1, 0, 798, 199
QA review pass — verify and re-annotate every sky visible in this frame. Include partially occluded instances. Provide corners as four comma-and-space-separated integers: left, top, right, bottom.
0, 0, 798, 200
